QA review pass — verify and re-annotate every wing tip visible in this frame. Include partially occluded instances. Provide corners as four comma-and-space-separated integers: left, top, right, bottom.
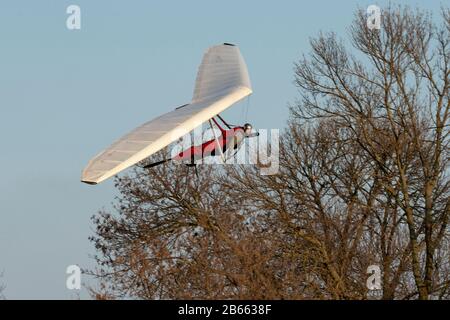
223, 42, 236, 46
81, 179, 98, 185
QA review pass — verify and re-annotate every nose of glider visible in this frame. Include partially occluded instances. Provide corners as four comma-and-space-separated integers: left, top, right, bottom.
243, 123, 259, 137
246, 132, 259, 138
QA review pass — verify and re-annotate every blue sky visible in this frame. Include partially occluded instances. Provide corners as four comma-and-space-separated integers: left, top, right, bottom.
0, 0, 445, 299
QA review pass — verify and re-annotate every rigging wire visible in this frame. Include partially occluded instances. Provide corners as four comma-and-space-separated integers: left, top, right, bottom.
245, 95, 250, 122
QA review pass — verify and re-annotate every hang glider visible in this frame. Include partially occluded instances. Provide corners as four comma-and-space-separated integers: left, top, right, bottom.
81, 43, 252, 185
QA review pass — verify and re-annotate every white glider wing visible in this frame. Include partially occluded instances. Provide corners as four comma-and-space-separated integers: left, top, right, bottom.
81, 43, 252, 184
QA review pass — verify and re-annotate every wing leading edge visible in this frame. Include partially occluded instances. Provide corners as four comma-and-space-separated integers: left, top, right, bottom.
81, 44, 252, 185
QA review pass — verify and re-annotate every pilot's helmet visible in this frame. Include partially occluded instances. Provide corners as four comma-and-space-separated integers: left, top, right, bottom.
243, 123, 253, 135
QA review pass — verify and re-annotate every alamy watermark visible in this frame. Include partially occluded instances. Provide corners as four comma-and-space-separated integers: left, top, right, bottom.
66, 5, 81, 30
66, 265, 81, 290
168, 125, 280, 175
366, 264, 382, 299
367, 5, 381, 30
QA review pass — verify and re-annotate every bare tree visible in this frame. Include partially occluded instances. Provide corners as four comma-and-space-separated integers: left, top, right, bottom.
89, 5, 449, 300
88, 163, 289, 299
291, 5, 449, 299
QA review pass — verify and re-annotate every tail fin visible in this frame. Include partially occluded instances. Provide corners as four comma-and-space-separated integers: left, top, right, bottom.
192, 43, 252, 102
